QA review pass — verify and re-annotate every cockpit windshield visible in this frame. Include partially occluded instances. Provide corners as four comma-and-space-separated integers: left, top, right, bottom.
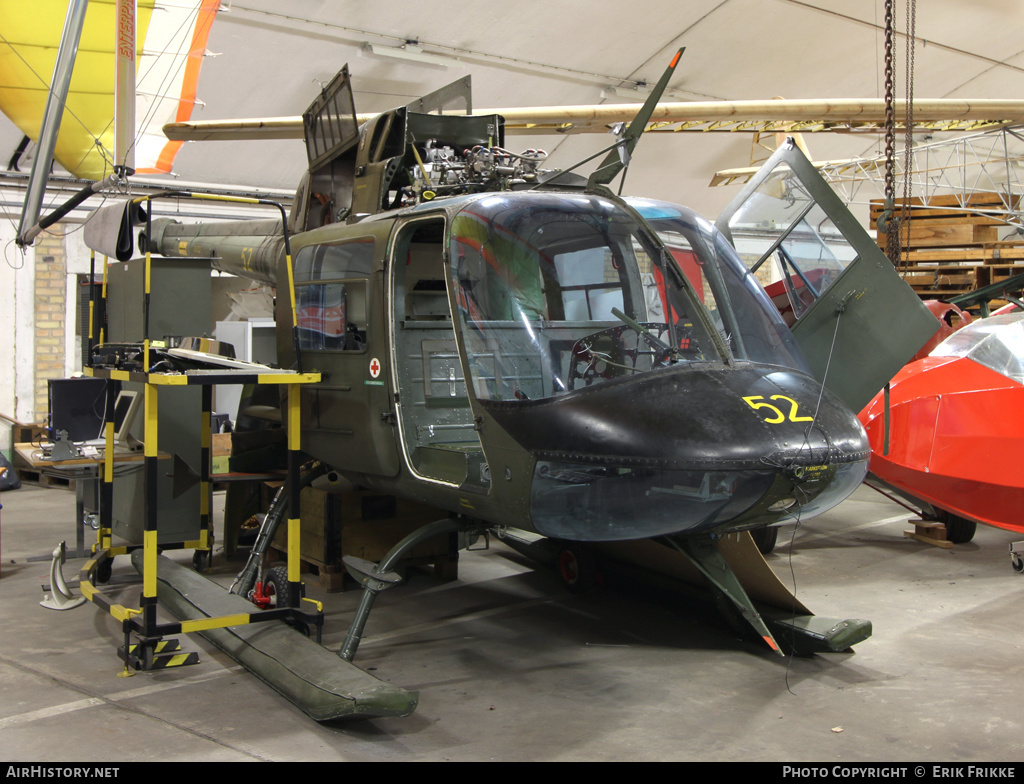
627, 198, 810, 374
449, 193, 810, 402
931, 312, 1024, 385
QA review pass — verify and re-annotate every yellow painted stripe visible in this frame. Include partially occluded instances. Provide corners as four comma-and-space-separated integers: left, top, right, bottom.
287, 387, 300, 450
180, 614, 250, 633
163, 653, 193, 668
78, 579, 138, 623
192, 193, 262, 205
144, 385, 158, 457
143, 529, 158, 597
103, 422, 115, 482
287, 518, 300, 581
302, 596, 323, 612
256, 373, 320, 384
285, 253, 298, 325
79, 579, 97, 602
147, 374, 189, 385
109, 605, 135, 623
108, 369, 132, 381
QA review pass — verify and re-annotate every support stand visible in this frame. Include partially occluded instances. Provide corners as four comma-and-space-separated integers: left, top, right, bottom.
40, 541, 86, 610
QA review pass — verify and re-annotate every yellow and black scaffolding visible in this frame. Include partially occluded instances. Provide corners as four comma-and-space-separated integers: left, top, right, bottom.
78, 189, 319, 671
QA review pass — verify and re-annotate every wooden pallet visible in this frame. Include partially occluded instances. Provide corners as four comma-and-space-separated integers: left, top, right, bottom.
13, 467, 75, 489
871, 194, 1024, 302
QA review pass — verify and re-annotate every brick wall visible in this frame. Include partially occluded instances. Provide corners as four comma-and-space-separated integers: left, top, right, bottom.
33, 228, 67, 417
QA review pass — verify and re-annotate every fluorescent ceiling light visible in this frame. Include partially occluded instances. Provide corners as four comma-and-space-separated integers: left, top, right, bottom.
363, 42, 457, 67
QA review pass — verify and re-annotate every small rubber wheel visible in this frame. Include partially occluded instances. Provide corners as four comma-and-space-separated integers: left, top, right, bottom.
192, 550, 211, 572
264, 566, 310, 636
1011, 554, 1024, 574
264, 565, 294, 609
943, 514, 976, 544
95, 558, 113, 585
750, 526, 779, 555
557, 544, 598, 594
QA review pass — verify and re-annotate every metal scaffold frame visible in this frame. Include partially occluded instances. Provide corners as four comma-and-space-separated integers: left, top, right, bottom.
74, 190, 322, 672
819, 125, 1024, 232
78, 367, 321, 672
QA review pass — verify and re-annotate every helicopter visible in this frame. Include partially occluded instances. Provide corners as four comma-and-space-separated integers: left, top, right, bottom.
79, 48, 940, 672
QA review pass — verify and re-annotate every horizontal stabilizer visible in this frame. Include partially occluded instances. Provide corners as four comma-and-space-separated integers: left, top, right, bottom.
133, 551, 418, 721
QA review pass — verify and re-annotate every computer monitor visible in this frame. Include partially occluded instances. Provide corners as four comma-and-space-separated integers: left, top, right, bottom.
48, 377, 106, 442
112, 390, 143, 448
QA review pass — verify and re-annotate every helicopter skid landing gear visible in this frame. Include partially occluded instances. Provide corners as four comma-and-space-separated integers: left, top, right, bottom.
667, 532, 785, 656
338, 518, 487, 662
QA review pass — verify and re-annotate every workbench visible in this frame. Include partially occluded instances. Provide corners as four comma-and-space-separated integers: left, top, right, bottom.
14, 441, 151, 559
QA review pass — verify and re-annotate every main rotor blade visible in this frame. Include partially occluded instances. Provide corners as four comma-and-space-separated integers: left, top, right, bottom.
162, 98, 1024, 142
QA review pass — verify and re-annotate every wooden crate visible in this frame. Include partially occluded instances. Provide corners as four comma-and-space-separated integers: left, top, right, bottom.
870, 192, 1019, 223
872, 194, 1024, 302
877, 219, 998, 249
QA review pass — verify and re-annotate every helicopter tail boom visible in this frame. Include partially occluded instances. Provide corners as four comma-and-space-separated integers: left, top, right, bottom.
141, 215, 285, 286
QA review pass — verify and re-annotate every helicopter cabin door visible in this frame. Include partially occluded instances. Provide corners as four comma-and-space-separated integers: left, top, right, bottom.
714, 138, 939, 414
294, 230, 401, 476
389, 216, 489, 490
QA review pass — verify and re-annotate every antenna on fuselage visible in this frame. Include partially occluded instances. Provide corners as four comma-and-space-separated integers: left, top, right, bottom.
586, 47, 685, 191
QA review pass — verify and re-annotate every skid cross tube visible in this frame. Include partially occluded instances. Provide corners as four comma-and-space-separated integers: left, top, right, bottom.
339, 518, 483, 662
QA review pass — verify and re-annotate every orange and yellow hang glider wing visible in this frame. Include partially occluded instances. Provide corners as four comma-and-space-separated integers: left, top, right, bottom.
0, 0, 218, 180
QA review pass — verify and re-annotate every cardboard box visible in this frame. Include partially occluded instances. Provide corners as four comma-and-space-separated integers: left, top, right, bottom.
272, 487, 452, 589
211, 432, 231, 475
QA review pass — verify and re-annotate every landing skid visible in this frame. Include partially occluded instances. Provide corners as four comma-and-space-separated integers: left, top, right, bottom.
496, 528, 871, 657
138, 551, 418, 721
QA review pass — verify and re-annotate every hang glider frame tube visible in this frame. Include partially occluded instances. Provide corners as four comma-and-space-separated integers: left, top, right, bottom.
16, 0, 89, 247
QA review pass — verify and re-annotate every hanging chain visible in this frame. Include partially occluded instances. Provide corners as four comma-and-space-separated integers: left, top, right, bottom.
899, 0, 917, 272
881, 0, 901, 267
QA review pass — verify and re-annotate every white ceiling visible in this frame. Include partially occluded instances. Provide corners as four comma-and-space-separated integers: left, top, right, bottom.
9, 0, 1024, 220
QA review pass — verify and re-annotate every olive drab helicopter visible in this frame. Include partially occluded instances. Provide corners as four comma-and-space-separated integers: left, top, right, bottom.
83, 49, 937, 692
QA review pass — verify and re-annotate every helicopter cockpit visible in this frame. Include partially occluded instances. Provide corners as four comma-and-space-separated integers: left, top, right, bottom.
449, 192, 812, 403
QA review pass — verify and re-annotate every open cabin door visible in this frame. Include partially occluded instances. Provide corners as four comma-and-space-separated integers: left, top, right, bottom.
714, 139, 938, 413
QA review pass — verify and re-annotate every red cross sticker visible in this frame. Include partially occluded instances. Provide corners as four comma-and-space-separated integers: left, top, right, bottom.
369, 357, 381, 378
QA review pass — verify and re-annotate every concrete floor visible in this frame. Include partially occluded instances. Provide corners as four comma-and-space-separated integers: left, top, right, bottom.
1, 480, 1023, 762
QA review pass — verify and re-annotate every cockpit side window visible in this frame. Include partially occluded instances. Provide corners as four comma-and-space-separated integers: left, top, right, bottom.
293, 237, 374, 352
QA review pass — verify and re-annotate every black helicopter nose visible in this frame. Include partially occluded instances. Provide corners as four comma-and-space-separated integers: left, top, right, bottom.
482, 362, 869, 541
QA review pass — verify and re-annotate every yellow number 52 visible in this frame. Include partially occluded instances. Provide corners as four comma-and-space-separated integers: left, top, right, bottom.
742, 395, 814, 424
